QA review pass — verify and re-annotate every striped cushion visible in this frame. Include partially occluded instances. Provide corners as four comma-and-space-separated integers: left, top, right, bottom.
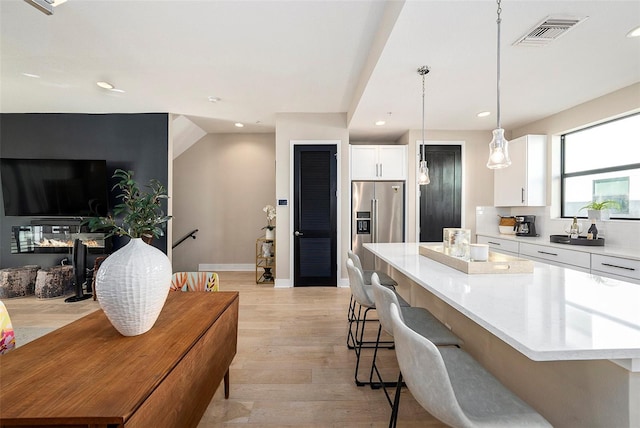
170, 272, 219, 292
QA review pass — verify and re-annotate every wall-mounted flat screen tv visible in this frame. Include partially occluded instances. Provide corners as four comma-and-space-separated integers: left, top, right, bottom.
0, 158, 109, 217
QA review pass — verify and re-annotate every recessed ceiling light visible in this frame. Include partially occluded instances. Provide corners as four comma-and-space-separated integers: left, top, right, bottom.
234, 122, 244, 128
208, 96, 221, 103
477, 111, 491, 118
375, 120, 386, 126
109, 88, 125, 93
96, 81, 115, 90
22, 72, 41, 78
627, 25, 640, 38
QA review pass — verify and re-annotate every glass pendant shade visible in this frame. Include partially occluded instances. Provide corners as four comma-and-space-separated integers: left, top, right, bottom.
418, 160, 430, 185
417, 65, 431, 185
486, 128, 511, 169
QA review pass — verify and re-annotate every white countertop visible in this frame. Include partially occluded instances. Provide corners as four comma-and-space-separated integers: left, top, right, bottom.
364, 242, 640, 366
477, 232, 640, 261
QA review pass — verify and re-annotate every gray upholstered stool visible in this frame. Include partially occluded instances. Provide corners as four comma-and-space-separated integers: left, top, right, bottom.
389, 303, 551, 428
348, 250, 397, 287
346, 260, 415, 386
346, 250, 407, 350
370, 273, 461, 406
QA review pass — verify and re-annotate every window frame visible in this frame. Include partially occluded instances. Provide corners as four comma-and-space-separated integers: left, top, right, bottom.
560, 113, 640, 220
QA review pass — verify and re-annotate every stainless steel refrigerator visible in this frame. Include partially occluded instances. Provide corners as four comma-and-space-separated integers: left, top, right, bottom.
351, 181, 405, 270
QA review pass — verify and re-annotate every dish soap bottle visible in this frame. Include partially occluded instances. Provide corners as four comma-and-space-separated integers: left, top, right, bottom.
587, 220, 598, 240
570, 217, 579, 239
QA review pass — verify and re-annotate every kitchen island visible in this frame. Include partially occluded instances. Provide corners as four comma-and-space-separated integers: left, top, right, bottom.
365, 242, 640, 428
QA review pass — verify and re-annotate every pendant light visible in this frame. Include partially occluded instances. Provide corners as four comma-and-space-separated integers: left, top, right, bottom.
486, 0, 511, 169
417, 65, 431, 185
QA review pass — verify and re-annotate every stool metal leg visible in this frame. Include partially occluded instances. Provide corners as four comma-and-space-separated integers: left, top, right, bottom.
354, 306, 373, 386
389, 372, 403, 428
346, 298, 358, 349
369, 324, 400, 404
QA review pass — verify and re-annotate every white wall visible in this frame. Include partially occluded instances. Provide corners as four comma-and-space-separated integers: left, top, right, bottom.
172, 133, 276, 272
274, 113, 349, 287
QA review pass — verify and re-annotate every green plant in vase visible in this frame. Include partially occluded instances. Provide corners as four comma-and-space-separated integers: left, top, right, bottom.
579, 199, 620, 221
579, 200, 619, 211
85, 169, 172, 241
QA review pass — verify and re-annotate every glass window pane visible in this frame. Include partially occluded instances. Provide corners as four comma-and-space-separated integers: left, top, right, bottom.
563, 168, 640, 218
564, 114, 640, 173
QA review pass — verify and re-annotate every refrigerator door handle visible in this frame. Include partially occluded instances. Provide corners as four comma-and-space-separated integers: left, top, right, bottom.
371, 198, 378, 243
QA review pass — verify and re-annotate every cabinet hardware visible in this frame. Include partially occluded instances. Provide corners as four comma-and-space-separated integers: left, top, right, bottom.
488, 241, 501, 245
601, 263, 635, 271
521, 188, 525, 203
538, 250, 558, 256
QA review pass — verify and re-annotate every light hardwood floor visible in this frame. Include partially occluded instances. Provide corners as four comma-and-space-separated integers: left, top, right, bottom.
4, 271, 446, 427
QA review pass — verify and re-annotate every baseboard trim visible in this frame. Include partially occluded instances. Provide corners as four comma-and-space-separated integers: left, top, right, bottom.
193, 268, 350, 289
198, 263, 254, 272
274, 278, 291, 288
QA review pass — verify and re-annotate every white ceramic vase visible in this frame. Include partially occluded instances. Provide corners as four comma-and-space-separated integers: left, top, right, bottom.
265, 228, 275, 241
587, 209, 610, 221
95, 238, 172, 336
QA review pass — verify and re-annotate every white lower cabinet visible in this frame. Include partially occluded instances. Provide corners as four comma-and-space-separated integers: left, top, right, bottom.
591, 254, 640, 283
477, 234, 639, 281
477, 236, 519, 255
519, 242, 591, 271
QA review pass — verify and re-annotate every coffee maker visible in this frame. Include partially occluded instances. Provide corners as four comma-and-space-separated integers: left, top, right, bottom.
515, 215, 538, 237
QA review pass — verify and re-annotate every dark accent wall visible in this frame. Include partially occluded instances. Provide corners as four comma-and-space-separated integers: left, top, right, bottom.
0, 113, 169, 269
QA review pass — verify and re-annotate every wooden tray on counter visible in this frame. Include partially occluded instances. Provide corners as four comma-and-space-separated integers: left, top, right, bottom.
419, 244, 534, 274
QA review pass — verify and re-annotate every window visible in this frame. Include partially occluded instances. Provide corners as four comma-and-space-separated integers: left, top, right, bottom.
561, 113, 640, 219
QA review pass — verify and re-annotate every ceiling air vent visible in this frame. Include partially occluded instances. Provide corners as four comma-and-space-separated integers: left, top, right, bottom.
514, 16, 588, 47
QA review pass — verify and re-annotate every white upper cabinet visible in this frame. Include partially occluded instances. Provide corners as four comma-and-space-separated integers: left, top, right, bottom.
494, 135, 547, 207
351, 145, 407, 180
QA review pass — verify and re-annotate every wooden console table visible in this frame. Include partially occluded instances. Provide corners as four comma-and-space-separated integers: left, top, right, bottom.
0, 291, 239, 428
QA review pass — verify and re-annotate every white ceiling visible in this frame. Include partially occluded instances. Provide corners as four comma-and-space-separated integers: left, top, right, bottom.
1, 0, 639, 142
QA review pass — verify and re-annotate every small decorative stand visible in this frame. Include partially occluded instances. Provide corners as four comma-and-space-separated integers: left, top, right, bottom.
256, 237, 276, 284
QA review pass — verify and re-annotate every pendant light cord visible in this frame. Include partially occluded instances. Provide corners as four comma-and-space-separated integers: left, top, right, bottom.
417, 66, 429, 162
496, 0, 502, 130
422, 70, 425, 161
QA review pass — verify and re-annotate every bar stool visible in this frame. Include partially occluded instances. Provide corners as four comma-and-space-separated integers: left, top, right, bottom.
348, 250, 397, 288
388, 303, 552, 428
369, 273, 461, 407
346, 252, 408, 351
346, 259, 397, 386
346, 250, 398, 330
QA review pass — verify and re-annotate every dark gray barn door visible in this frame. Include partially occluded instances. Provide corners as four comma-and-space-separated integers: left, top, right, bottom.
420, 145, 462, 242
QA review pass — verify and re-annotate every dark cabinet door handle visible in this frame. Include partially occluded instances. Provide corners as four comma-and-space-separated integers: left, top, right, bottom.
601, 263, 635, 271
538, 250, 558, 257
